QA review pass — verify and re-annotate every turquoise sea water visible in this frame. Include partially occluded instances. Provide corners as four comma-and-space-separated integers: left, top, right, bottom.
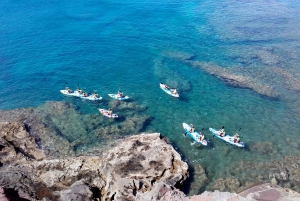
1, 0, 300, 194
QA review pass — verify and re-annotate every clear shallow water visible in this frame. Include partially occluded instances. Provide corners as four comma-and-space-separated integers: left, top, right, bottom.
1, 0, 300, 194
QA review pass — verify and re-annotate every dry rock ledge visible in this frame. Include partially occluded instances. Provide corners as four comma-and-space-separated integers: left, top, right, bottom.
1, 122, 300, 201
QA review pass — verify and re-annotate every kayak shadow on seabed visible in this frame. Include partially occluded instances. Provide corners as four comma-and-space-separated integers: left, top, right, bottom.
176, 93, 190, 103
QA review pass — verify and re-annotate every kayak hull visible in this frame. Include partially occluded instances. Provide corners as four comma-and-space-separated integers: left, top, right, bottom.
60, 90, 102, 101
108, 94, 129, 100
209, 128, 245, 147
160, 83, 179, 98
182, 123, 207, 146
98, 108, 118, 118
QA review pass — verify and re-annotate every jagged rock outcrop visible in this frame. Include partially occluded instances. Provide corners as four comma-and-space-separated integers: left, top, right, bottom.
0, 120, 188, 200
0, 121, 46, 165
100, 133, 188, 200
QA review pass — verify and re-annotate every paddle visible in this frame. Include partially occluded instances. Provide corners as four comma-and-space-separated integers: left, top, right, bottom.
65, 82, 71, 93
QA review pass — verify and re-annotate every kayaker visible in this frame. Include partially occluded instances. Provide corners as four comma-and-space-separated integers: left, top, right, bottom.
107, 108, 113, 115
171, 88, 178, 95
94, 92, 99, 98
67, 87, 72, 93
77, 88, 83, 94
163, 83, 170, 90
234, 133, 240, 143
118, 90, 123, 98
219, 128, 225, 137
200, 132, 205, 142
83, 92, 88, 97
190, 124, 195, 133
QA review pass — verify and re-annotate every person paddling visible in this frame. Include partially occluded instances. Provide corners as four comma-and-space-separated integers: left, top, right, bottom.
77, 88, 83, 94
93, 92, 99, 98
67, 87, 72, 93
171, 88, 178, 95
234, 133, 240, 143
118, 90, 124, 98
219, 126, 225, 137
199, 131, 205, 142
190, 124, 195, 133
107, 108, 113, 116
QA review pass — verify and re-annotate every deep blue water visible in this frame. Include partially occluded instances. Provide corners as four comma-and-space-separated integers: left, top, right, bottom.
1, 0, 300, 194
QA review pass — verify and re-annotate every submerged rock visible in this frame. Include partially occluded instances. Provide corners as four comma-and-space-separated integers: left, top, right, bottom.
153, 57, 192, 92
211, 178, 241, 192
187, 61, 280, 98
162, 50, 195, 61
272, 67, 300, 92
0, 101, 153, 157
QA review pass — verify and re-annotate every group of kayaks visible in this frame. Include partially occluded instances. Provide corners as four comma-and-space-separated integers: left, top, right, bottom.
160, 83, 244, 148
60, 86, 129, 118
61, 83, 178, 118
183, 123, 245, 147
159, 83, 245, 148
61, 83, 245, 147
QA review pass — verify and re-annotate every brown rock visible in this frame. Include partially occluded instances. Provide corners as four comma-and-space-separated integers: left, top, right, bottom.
0, 132, 188, 201
239, 183, 300, 201
0, 121, 46, 165
100, 133, 188, 200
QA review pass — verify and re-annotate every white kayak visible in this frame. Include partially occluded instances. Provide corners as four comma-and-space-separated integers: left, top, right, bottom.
98, 108, 118, 118
60, 90, 102, 101
108, 93, 129, 100
209, 128, 245, 147
183, 123, 208, 146
160, 83, 179, 98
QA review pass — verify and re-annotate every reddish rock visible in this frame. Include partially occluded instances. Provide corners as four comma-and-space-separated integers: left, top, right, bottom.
239, 183, 300, 201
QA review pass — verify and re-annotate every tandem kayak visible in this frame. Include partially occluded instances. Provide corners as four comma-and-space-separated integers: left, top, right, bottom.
183, 123, 207, 146
209, 128, 245, 147
60, 90, 102, 101
108, 94, 129, 100
98, 108, 118, 118
160, 83, 179, 98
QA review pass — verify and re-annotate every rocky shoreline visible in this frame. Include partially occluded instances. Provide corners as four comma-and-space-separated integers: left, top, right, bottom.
1, 103, 300, 200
